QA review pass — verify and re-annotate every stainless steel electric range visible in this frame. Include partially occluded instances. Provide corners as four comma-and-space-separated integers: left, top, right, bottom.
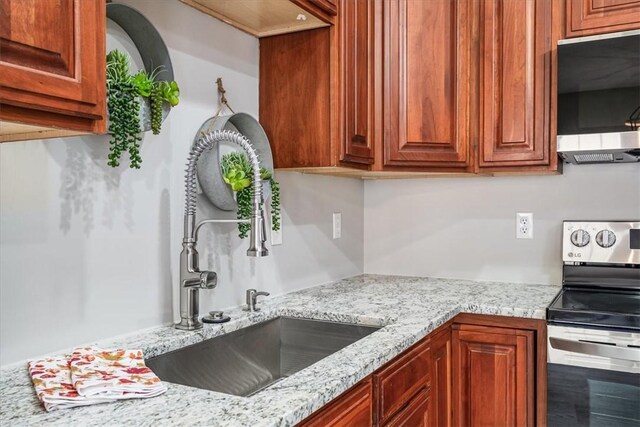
547, 221, 640, 427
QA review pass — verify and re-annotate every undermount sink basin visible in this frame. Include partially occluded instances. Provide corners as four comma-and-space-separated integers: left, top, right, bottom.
146, 317, 380, 397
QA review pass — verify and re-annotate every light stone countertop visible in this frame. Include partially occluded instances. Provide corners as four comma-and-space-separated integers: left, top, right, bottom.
0, 274, 560, 426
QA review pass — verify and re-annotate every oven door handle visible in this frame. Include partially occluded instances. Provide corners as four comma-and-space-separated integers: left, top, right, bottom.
550, 337, 640, 362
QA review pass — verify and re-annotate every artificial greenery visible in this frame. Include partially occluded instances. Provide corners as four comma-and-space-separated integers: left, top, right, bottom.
106, 50, 142, 168
149, 83, 163, 135
221, 152, 281, 239
106, 49, 181, 167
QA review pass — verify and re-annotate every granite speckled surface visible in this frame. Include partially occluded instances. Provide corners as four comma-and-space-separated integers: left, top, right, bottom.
0, 274, 560, 426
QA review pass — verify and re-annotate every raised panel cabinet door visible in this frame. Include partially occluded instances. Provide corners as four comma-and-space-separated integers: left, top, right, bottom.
452, 325, 535, 427
383, 0, 472, 169
567, 0, 640, 37
0, 0, 105, 120
479, 0, 553, 168
341, 0, 375, 165
430, 327, 452, 427
298, 378, 373, 427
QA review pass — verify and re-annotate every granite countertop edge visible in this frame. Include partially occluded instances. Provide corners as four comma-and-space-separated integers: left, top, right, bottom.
0, 274, 561, 426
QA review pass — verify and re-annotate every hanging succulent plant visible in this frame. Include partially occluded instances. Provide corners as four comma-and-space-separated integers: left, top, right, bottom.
106, 50, 142, 168
221, 152, 281, 239
105, 49, 181, 168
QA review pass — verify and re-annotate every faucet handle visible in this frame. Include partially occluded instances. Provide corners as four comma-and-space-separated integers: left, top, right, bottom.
243, 289, 270, 312
200, 271, 217, 289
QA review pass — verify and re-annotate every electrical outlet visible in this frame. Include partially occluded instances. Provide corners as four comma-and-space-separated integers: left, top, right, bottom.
516, 212, 533, 239
333, 212, 342, 239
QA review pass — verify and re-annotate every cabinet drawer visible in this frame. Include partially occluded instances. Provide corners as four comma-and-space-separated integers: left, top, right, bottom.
384, 389, 430, 427
375, 340, 430, 424
298, 377, 372, 426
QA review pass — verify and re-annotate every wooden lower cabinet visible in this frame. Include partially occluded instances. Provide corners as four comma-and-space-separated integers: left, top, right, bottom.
374, 339, 430, 424
297, 315, 544, 427
299, 378, 373, 427
385, 389, 430, 427
452, 324, 535, 427
429, 327, 452, 427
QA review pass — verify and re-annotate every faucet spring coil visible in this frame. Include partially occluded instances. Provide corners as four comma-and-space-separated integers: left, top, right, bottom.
184, 129, 263, 216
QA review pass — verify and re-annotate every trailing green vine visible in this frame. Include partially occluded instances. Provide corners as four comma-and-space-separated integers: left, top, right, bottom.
149, 83, 163, 135
270, 178, 280, 231
221, 152, 281, 239
106, 50, 142, 168
106, 49, 181, 167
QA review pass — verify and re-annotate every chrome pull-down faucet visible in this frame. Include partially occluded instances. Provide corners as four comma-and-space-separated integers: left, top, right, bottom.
176, 130, 269, 331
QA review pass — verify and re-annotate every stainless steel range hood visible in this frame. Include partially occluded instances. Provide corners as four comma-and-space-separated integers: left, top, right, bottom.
557, 30, 640, 164
558, 131, 639, 164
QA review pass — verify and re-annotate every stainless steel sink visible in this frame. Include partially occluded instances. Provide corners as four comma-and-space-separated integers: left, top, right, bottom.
146, 316, 380, 397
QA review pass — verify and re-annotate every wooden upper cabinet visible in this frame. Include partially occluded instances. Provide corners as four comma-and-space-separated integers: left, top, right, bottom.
452, 324, 535, 427
306, 0, 338, 16
292, 0, 338, 24
566, 0, 640, 37
478, 0, 553, 169
260, 0, 560, 175
260, 29, 333, 168
383, 0, 472, 170
341, 0, 374, 165
0, 0, 106, 133
181, 1, 332, 38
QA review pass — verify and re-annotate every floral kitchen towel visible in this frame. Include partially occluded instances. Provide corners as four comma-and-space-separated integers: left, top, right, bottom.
69, 347, 166, 398
28, 356, 114, 411
28, 347, 166, 412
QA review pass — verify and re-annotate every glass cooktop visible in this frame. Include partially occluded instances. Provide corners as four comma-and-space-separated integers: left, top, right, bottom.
547, 288, 640, 331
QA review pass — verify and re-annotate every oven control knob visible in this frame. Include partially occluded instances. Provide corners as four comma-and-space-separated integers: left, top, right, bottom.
570, 229, 590, 247
596, 230, 616, 248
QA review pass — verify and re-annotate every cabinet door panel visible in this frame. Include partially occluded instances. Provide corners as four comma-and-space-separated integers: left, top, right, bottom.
452, 326, 534, 427
0, 0, 105, 119
384, 0, 471, 168
479, 0, 552, 168
567, 0, 640, 37
341, 0, 374, 165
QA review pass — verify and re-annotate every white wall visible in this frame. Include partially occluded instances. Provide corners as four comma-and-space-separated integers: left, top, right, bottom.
0, 0, 364, 365
364, 163, 640, 285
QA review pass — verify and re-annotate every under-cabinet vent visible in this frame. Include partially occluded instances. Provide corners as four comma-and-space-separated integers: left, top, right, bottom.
574, 153, 615, 163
